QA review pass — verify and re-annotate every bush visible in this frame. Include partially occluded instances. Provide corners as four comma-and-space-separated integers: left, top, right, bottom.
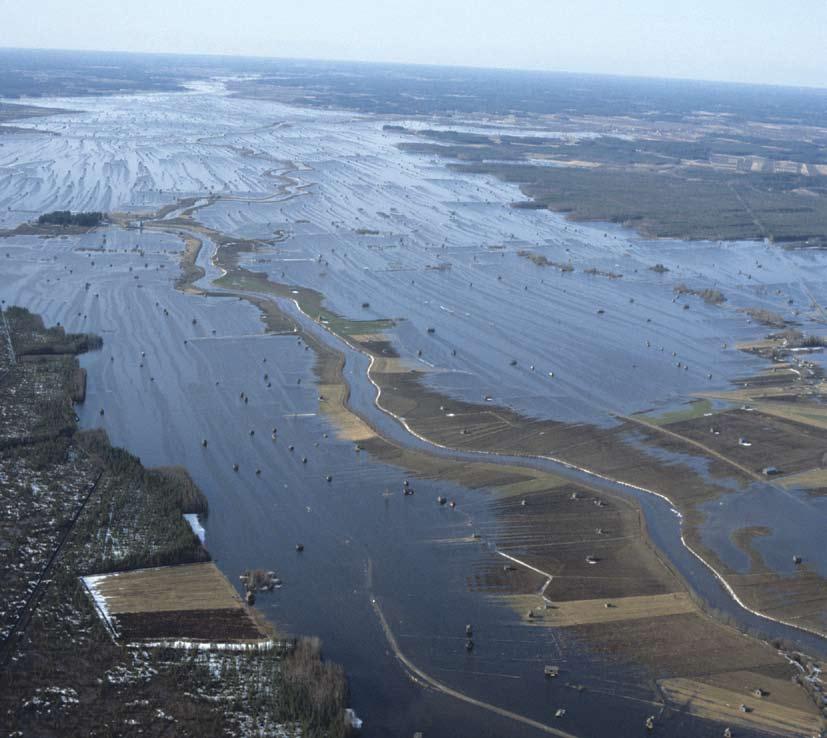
674, 283, 726, 304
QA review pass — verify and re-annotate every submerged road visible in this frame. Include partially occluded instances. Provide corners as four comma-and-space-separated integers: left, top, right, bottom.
369, 594, 582, 738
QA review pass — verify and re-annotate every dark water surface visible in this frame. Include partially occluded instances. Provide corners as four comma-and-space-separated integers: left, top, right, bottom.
2, 81, 825, 735
0, 228, 782, 737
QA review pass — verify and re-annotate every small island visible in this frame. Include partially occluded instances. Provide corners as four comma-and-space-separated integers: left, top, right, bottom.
37, 210, 104, 228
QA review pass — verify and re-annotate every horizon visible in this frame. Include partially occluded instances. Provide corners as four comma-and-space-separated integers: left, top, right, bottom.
2, 44, 827, 95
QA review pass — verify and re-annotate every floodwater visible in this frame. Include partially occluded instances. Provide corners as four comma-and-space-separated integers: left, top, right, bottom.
2, 80, 826, 735
2, 225, 749, 737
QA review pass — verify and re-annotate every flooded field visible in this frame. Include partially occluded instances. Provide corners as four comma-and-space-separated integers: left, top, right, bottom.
2, 79, 826, 736
6, 82, 817, 425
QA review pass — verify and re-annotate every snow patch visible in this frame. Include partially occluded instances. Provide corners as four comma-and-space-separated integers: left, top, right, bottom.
183, 513, 206, 543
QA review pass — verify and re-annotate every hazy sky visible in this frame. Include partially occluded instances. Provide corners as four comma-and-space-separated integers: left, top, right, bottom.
2, 0, 825, 87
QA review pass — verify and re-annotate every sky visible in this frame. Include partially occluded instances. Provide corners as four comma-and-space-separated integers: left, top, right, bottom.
1, 0, 825, 88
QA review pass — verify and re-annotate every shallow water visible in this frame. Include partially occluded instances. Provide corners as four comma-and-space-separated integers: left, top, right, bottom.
6, 83, 813, 425
3, 216, 789, 737
1, 81, 825, 735
701, 483, 827, 578
280, 293, 827, 656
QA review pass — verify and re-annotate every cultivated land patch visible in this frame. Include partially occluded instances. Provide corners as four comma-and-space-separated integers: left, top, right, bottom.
644, 399, 715, 426
83, 562, 267, 643
659, 675, 823, 737
664, 408, 827, 478
777, 467, 827, 495
726, 565, 827, 635
389, 120, 827, 246
754, 400, 827, 432
318, 382, 377, 442
490, 486, 678, 602
507, 592, 696, 628
86, 562, 243, 614
569, 610, 791, 675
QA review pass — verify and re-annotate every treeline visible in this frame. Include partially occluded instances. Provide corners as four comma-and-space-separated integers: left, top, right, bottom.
37, 210, 103, 227
276, 637, 351, 737
76, 429, 210, 574
5, 306, 103, 355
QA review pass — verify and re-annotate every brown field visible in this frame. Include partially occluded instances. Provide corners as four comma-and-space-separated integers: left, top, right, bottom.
114, 607, 264, 642
370, 355, 421, 374
175, 235, 205, 294
726, 566, 827, 634
85, 563, 268, 642
318, 382, 377, 441
489, 486, 679, 602
88, 562, 242, 613
570, 611, 794, 676
360, 436, 558, 491
748, 398, 827, 432
368, 367, 737, 516
664, 408, 827, 477
214, 257, 827, 638
777, 467, 827, 494
702, 383, 825, 405
468, 558, 548, 595
659, 675, 822, 737
506, 592, 695, 627
233, 273, 827, 635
